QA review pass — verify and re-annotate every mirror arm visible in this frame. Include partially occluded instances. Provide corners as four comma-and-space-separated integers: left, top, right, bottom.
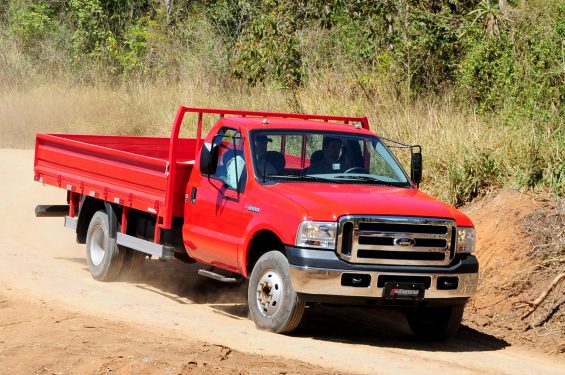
232, 136, 242, 199
410, 145, 422, 188
204, 135, 229, 199
206, 160, 228, 199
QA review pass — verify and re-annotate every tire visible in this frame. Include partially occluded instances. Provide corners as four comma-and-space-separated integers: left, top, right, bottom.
121, 247, 146, 280
248, 251, 305, 334
406, 304, 465, 340
85, 210, 126, 281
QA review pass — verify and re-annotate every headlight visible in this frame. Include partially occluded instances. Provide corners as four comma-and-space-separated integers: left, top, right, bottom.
296, 221, 337, 249
456, 227, 475, 253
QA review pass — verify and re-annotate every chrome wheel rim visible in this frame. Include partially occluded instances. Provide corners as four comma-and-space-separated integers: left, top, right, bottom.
256, 269, 283, 317
90, 225, 105, 266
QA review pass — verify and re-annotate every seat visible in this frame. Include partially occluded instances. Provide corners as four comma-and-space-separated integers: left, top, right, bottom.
223, 149, 243, 166
265, 151, 286, 173
219, 149, 245, 189
310, 150, 324, 164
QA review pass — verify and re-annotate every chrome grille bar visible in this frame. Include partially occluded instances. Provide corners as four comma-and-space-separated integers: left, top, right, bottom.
356, 244, 447, 252
357, 231, 447, 239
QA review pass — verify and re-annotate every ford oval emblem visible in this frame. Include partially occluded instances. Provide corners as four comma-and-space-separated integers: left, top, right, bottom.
394, 237, 416, 247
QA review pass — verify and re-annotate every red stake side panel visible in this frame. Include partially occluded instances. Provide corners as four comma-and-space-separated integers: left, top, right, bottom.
34, 134, 196, 225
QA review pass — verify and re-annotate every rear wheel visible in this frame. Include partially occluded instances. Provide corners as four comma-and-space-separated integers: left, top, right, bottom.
121, 247, 146, 280
248, 251, 305, 333
85, 210, 126, 281
406, 305, 464, 340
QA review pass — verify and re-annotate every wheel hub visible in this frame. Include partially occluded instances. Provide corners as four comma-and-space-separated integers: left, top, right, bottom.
90, 225, 106, 266
256, 269, 283, 317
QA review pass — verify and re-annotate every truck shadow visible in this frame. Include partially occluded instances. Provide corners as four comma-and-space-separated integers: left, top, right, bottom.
132, 258, 248, 305
296, 305, 509, 353
137, 259, 509, 353
59, 256, 509, 353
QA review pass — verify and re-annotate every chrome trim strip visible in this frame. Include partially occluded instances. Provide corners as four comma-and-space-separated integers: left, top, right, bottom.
289, 265, 478, 299
343, 258, 447, 267
351, 215, 450, 224
358, 231, 447, 239
356, 244, 447, 252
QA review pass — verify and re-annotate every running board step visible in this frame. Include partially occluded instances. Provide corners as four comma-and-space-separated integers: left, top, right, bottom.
197, 269, 242, 283
117, 232, 175, 260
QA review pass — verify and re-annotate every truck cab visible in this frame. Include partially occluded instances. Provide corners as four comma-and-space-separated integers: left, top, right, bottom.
185, 114, 478, 337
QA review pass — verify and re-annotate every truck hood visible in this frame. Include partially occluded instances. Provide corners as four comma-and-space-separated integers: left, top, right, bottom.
268, 183, 473, 226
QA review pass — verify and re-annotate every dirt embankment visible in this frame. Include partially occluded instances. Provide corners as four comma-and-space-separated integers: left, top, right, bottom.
464, 189, 565, 355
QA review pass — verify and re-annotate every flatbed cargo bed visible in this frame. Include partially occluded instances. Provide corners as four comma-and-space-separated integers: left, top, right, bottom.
34, 133, 196, 227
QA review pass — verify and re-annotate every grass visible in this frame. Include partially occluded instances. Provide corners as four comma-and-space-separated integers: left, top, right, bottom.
0, 70, 562, 206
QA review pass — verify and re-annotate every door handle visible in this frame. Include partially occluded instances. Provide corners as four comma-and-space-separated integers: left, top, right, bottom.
190, 187, 197, 204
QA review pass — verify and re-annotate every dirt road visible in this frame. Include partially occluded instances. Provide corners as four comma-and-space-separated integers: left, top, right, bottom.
1, 149, 564, 375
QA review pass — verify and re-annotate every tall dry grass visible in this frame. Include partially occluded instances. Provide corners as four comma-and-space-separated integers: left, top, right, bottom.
0, 80, 288, 146
300, 70, 563, 204
0, 68, 562, 205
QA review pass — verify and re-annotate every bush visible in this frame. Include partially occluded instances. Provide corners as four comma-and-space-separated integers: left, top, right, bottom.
8, 1, 62, 59
231, 0, 303, 87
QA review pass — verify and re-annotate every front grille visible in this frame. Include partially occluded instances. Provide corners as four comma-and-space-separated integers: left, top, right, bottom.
337, 216, 456, 266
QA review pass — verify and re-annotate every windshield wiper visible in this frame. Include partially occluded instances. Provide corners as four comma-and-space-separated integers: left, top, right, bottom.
263, 173, 337, 183
333, 174, 408, 186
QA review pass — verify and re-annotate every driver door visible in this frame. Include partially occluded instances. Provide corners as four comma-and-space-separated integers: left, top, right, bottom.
184, 128, 247, 272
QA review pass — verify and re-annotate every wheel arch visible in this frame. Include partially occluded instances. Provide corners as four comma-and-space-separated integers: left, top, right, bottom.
244, 229, 285, 278
76, 197, 118, 243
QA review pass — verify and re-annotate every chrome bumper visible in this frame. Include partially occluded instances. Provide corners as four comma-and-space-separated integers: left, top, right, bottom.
289, 265, 478, 299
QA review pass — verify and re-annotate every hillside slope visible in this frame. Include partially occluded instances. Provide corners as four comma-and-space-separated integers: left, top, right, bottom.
465, 190, 565, 354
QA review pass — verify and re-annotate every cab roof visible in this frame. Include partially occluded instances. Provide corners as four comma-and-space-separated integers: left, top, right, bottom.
218, 117, 375, 136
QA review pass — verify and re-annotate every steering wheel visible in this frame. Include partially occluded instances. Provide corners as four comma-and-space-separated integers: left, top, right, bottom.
343, 167, 369, 174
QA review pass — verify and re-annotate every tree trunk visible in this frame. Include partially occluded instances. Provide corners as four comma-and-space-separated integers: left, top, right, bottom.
166, 0, 174, 24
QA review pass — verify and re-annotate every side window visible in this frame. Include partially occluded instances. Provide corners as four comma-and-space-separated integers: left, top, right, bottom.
210, 128, 247, 191
368, 141, 403, 181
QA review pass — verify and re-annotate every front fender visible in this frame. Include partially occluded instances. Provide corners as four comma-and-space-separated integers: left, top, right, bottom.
237, 186, 309, 277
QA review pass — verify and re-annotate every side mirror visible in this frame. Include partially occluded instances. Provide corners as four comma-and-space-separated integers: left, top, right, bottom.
199, 142, 219, 175
411, 147, 422, 186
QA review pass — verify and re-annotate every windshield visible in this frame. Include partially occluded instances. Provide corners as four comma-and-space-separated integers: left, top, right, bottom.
250, 130, 411, 187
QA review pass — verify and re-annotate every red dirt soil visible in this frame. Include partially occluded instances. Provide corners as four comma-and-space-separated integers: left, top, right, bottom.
464, 189, 565, 355
0, 289, 347, 375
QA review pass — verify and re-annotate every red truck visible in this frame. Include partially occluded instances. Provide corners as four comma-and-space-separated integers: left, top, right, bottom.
34, 107, 478, 338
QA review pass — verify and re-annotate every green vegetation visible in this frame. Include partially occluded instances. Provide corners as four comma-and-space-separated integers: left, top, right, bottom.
0, 0, 563, 205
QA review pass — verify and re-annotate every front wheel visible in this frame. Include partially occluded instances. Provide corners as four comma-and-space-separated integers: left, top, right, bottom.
248, 251, 305, 333
406, 305, 464, 340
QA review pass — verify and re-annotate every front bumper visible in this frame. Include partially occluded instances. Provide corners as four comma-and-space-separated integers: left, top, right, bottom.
286, 246, 479, 301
